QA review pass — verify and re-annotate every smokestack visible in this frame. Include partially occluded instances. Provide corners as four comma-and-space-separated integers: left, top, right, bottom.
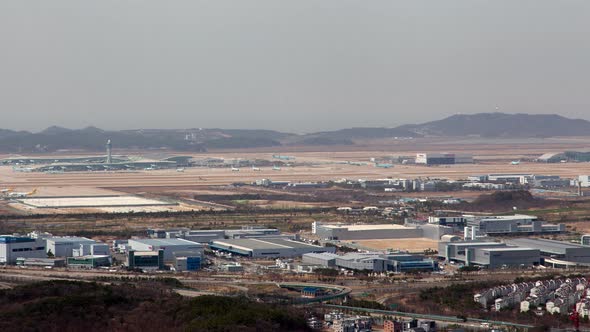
106, 139, 112, 164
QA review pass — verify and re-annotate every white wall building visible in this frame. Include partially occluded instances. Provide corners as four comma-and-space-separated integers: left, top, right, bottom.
0, 235, 46, 264
128, 238, 203, 261
45, 237, 97, 257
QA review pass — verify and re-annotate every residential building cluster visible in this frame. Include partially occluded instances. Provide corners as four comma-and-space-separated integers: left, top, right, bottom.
475, 277, 590, 318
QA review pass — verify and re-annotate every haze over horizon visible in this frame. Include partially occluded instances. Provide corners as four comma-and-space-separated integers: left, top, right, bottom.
2, 1, 589, 133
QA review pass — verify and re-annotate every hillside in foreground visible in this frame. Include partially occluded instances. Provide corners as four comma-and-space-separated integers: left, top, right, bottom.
0, 280, 310, 332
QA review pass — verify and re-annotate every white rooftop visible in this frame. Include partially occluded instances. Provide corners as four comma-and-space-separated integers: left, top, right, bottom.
321, 224, 413, 231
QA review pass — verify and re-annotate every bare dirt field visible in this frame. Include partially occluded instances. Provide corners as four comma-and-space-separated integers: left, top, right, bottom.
343, 238, 439, 253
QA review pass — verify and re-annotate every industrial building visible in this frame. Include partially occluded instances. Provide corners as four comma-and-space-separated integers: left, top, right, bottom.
486, 174, 533, 184
531, 175, 570, 188
15, 257, 66, 268
148, 226, 282, 242
174, 253, 201, 272
0, 236, 47, 264
415, 153, 473, 165
334, 253, 389, 272
428, 216, 465, 226
73, 243, 109, 257
463, 214, 565, 238
438, 241, 540, 269
579, 176, 590, 188
505, 238, 590, 267
303, 252, 437, 272
210, 239, 335, 258
45, 237, 98, 257
127, 249, 165, 270
127, 238, 203, 261
67, 255, 111, 269
302, 252, 339, 267
313, 222, 423, 240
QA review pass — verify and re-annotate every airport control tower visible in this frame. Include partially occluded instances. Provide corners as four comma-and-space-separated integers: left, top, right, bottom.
106, 139, 112, 164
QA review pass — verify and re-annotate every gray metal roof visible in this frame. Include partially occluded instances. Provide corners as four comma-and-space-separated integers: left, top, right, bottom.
46, 237, 96, 244
130, 238, 202, 247
212, 239, 324, 250
505, 238, 587, 253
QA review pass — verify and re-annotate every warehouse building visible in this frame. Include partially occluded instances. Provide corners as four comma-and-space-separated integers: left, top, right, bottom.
302, 252, 339, 267
0, 235, 47, 264
313, 222, 422, 240
487, 174, 533, 184
45, 237, 98, 258
463, 214, 565, 238
15, 257, 66, 268
127, 238, 203, 261
504, 238, 590, 267
438, 241, 540, 269
305, 252, 438, 272
210, 239, 335, 258
531, 175, 570, 188
73, 243, 110, 257
415, 153, 473, 165
148, 226, 281, 242
335, 253, 389, 272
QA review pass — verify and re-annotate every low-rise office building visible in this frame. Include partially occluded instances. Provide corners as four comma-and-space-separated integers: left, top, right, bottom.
67, 255, 111, 269
174, 251, 202, 272
127, 249, 165, 270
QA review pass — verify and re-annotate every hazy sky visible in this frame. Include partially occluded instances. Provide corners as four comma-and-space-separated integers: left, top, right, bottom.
1, 1, 589, 133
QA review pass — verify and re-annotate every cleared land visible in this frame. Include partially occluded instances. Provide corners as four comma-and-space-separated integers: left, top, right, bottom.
17, 196, 173, 208
343, 238, 439, 253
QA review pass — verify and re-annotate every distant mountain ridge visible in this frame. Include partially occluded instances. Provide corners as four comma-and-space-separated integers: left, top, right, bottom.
0, 113, 588, 152
398, 113, 590, 138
